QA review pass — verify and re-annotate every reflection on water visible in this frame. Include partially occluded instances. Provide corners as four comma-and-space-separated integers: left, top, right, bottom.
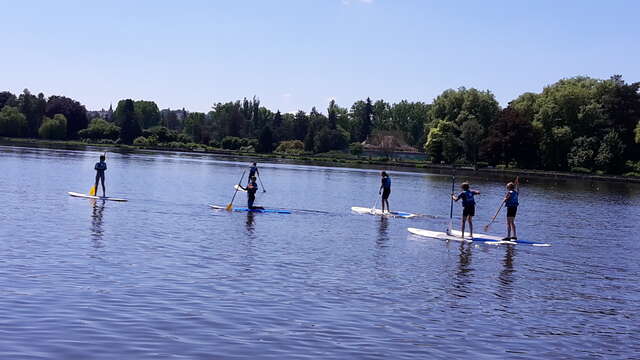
90, 199, 105, 248
496, 245, 516, 301
245, 211, 255, 234
1, 144, 639, 359
376, 217, 389, 249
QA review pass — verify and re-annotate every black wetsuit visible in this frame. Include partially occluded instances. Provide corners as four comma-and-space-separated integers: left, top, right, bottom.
247, 181, 258, 209
94, 161, 107, 196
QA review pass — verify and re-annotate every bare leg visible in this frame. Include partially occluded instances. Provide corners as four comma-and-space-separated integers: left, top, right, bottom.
384, 199, 389, 213
468, 216, 473, 238
461, 217, 466, 238
508, 217, 517, 239
506, 219, 511, 239
381, 196, 386, 212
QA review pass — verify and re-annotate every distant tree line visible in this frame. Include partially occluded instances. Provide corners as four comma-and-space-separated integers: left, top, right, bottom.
1, 75, 639, 175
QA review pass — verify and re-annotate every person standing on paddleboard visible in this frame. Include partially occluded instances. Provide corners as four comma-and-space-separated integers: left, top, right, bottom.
239, 176, 262, 210
379, 171, 391, 213
248, 162, 259, 184
452, 182, 480, 238
503, 180, 519, 240
94, 155, 107, 197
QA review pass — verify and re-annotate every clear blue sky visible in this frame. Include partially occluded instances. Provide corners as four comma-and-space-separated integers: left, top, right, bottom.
2, 0, 638, 113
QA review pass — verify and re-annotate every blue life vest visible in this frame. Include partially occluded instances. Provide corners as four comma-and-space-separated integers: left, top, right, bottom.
506, 190, 519, 207
459, 190, 475, 207
382, 177, 391, 190
249, 166, 258, 177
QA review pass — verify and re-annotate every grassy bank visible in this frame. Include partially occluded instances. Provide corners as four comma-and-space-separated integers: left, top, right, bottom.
2, 137, 639, 184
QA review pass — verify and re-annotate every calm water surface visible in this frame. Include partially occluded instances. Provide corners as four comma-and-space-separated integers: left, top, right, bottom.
1, 145, 639, 359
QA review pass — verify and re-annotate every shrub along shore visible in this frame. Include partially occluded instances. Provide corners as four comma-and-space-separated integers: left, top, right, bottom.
2, 136, 638, 184
2, 75, 639, 178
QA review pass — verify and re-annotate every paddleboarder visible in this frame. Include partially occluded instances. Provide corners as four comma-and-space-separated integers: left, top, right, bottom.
503, 180, 519, 240
93, 154, 107, 197
379, 171, 391, 213
451, 182, 480, 238
239, 176, 263, 210
248, 162, 259, 182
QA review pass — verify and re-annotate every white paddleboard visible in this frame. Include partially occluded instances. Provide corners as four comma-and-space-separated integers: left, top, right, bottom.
449, 229, 550, 246
407, 227, 506, 245
351, 206, 417, 218
233, 184, 247, 192
68, 192, 128, 202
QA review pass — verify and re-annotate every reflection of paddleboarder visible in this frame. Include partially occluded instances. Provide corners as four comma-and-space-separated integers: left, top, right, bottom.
379, 171, 391, 213
94, 154, 107, 197
239, 176, 263, 210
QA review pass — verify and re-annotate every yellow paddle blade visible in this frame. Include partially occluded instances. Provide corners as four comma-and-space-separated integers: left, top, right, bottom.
89, 186, 96, 196
225, 203, 233, 211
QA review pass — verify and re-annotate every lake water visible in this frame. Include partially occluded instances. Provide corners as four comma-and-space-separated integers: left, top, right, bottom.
1, 145, 639, 359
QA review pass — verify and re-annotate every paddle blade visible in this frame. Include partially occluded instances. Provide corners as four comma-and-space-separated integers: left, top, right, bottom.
225, 203, 233, 211
89, 186, 96, 196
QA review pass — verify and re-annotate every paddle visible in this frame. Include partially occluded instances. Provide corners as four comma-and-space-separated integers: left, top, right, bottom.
257, 173, 266, 193
89, 151, 107, 196
226, 170, 246, 211
446, 167, 455, 235
484, 176, 518, 232
370, 193, 379, 214
483, 202, 504, 232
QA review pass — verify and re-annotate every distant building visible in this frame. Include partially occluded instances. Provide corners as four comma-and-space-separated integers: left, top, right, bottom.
87, 104, 114, 121
362, 130, 426, 160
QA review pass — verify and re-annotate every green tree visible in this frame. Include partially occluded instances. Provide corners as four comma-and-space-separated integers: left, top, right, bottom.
304, 107, 326, 152
481, 107, 538, 168
134, 100, 161, 129
424, 121, 462, 164
0, 106, 27, 137
427, 87, 500, 129
18, 89, 46, 137
183, 112, 206, 143
118, 99, 141, 144
360, 97, 373, 141
0, 91, 17, 109
38, 114, 67, 140
257, 126, 274, 153
328, 100, 338, 130
292, 111, 309, 140
45, 95, 88, 138
538, 125, 573, 170
390, 100, 429, 147
635, 121, 640, 144
78, 118, 121, 140
460, 117, 483, 166
567, 136, 599, 170
595, 130, 626, 173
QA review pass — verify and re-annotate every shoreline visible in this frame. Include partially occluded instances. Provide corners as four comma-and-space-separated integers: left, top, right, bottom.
2, 137, 639, 184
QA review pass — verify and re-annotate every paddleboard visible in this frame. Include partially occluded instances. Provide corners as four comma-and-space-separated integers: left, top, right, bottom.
233, 184, 247, 192
351, 206, 417, 218
409, 228, 550, 246
407, 227, 507, 245
209, 205, 291, 214
448, 230, 549, 246
68, 192, 128, 202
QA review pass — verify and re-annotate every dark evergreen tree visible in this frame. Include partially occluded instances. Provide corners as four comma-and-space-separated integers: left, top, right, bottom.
118, 99, 141, 144
360, 97, 373, 141
257, 126, 274, 153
